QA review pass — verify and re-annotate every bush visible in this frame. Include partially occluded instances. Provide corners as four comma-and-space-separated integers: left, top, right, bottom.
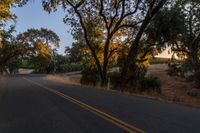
167, 62, 184, 76
108, 72, 121, 89
80, 66, 99, 86
138, 76, 161, 93
57, 64, 82, 73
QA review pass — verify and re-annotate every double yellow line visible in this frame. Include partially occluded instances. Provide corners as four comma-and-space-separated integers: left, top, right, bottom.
24, 77, 146, 133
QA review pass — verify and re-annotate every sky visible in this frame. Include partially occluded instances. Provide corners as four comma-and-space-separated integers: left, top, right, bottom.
10, 0, 73, 54
155, 47, 172, 58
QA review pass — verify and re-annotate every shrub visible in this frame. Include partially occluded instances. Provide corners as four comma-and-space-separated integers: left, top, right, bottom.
107, 72, 121, 89
167, 62, 184, 76
138, 76, 161, 93
57, 64, 82, 73
80, 66, 99, 86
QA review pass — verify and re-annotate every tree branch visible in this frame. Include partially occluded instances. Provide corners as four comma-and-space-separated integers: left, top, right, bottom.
99, 0, 109, 30
107, 47, 118, 60
66, 0, 103, 78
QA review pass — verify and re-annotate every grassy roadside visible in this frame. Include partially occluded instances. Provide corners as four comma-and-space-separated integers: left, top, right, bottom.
0, 75, 5, 88
44, 75, 81, 86
44, 64, 200, 108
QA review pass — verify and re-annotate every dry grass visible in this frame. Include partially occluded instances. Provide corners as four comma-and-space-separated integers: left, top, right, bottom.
43, 74, 107, 90
44, 75, 81, 85
0, 75, 5, 88
147, 64, 200, 108
0, 75, 6, 100
44, 64, 200, 108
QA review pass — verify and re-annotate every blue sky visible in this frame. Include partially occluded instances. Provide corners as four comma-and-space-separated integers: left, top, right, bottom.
11, 0, 73, 54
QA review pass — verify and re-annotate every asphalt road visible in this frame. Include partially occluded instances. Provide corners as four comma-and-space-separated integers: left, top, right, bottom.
0, 75, 200, 133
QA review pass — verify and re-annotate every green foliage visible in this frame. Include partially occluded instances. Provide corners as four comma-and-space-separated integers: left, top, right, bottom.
6, 57, 21, 74
148, 6, 186, 46
132, 66, 147, 82
16, 28, 60, 73
56, 64, 82, 73
80, 66, 99, 86
55, 54, 69, 65
16, 28, 60, 48
149, 1, 200, 74
0, 26, 26, 73
150, 58, 170, 64
167, 62, 183, 76
20, 60, 34, 69
138, 76, 161, 93
117, 45, 151, 85
42, 0, 169, 86
31, 56, 52, 73
65, 41, 85, 63
167, 60, 200, 79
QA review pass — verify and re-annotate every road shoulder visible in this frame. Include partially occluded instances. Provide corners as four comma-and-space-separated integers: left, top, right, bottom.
0, 75, 7, 103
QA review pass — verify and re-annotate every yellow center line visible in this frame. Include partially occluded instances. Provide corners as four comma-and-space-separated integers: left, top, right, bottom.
23, 77, 146, 133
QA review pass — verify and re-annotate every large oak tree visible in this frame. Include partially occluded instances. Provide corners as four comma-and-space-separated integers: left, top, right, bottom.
42, 0, 170, 87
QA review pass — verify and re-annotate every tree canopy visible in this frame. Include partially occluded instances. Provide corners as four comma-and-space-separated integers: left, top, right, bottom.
149, 0, 200, 71
0, 27, 60, 73
42, 0, 170, 86
16, 28, 60, 72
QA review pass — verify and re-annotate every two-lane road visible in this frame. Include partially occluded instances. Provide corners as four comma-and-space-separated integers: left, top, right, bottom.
0, 75, 200, 133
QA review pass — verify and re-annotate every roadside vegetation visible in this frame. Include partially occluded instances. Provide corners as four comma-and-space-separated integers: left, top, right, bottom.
0, 0, 200, 107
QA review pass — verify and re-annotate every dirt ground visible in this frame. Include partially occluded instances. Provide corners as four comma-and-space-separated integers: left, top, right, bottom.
147, 64, 200, 108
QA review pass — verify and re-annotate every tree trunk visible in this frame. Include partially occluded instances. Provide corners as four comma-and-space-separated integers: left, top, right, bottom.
190, 43, 199, 71
120, 16, 151, 89
119, 0, 167, 90
100, 73, 107, 87
101, 33, 112, 86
